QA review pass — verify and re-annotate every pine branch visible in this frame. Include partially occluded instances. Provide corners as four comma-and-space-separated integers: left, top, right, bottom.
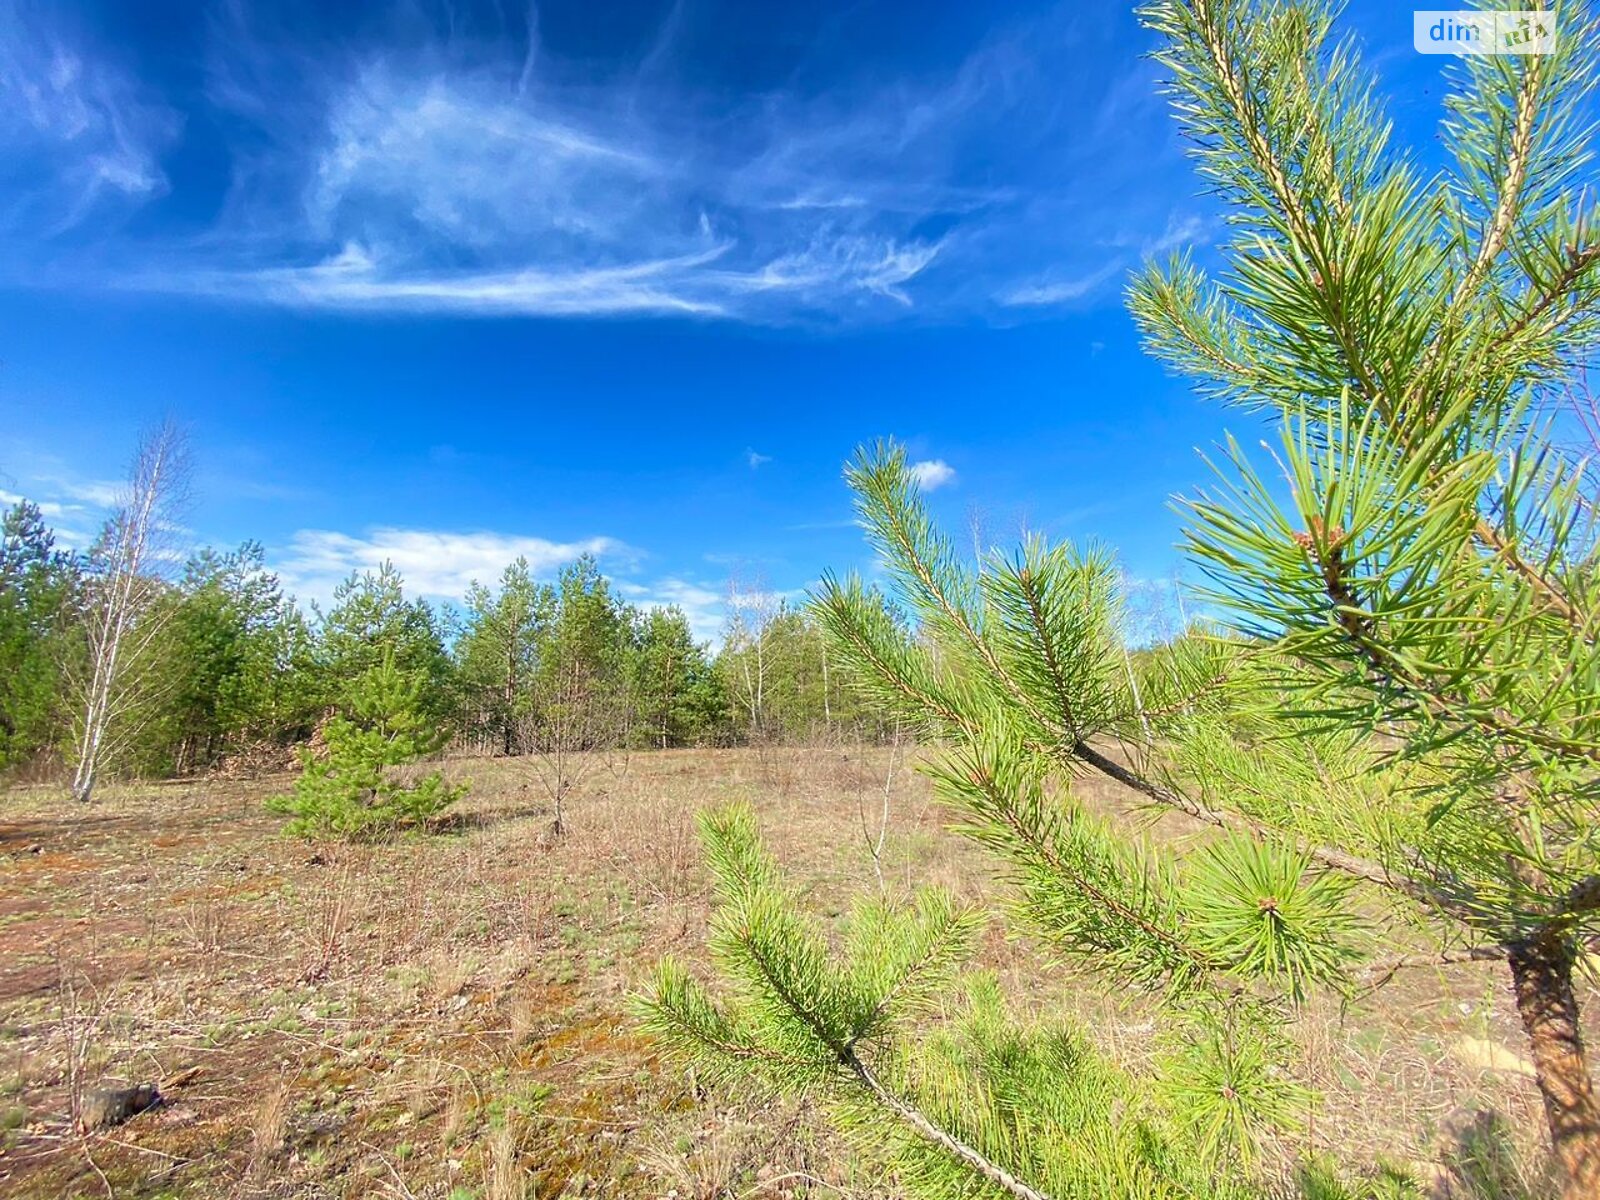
847, 898, 980, 1049
1012, 562, 1080, 734
1074, 737, 1445, 906
1294, 531, 1600, 766
837, 444, 1445, 915
671, 812, 1064, 1200
1492, 243, 1600, 357
1186, 1, 1319, 258
813, 578, 977, 739
1461, 53, 1546, 304
1162, 2, 1598, 640
843, 1050, 1056, 1200
943, 749, 1221, 988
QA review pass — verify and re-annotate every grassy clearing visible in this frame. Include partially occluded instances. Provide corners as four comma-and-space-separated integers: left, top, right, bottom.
0, 747, 1580, 1197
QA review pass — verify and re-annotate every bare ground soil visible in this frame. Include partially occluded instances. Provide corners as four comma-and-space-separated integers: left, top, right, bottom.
0, 746, 1584, 1199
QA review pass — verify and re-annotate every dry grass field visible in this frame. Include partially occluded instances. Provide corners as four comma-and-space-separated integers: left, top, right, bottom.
0, 747, 1585, 1199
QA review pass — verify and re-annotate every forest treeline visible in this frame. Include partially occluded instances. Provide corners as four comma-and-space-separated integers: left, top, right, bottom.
0, 498, 883, 782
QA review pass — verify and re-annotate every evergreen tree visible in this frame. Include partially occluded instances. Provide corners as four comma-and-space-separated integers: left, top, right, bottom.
1129, 0, 1600, 1191
544, 555, 631, 692
268, 651, 465, 838
531, 554, 634, 739
646, 2, 1600, 1196
522, 555, 636, 833
640, 806, 1351, 1200
646, 1, 1600, 1195
644, 449, 1376, 1197
455, 557, 553, 755
631, 606, 725, 747
152, 543, 300, 773
318, 561, 453, 722
262, 600, 325, 746
0, 501, 78, 768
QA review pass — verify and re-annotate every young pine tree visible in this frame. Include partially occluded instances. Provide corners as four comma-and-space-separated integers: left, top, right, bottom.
519, 555, 637, 834
643, 1, 1600, 1195
317, 561, 454, 722
641, 447, 1384, 1199
1128, 0, 1600, 1192
455, 557, 554, 755
153, 543, 301, 774
269, 651, 465, 839
631, 606, 725, 749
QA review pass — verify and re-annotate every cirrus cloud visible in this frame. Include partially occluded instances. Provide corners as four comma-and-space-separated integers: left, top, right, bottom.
0, 2, 178, 236
0, 4, 1209, 323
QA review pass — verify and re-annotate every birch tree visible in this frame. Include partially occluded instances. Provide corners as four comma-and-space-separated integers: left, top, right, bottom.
722, 577, 778, 737
67, 421, 190, 803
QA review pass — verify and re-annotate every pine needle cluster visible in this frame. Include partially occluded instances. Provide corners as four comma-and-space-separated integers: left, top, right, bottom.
639, 806, 1297, 1200
1130, 0, 1600, 1190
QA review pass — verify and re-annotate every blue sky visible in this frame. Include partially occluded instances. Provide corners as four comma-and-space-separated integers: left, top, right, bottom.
0, 0, 1456, 641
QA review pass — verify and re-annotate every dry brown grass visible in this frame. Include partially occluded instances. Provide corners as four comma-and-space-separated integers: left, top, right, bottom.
0, 747, 1589, 1198
486, 1123, 528, 1200
247, 1073, 292, 1178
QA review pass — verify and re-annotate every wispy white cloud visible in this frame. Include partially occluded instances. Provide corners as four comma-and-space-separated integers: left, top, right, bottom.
0, 488, 80, 524
0, 463, 125, 549
999, 262, 1124, 308
1, 4, 1204, 323
991, 212, 1207, 312
52, 477, 123, 507
0, 4, 178, 235
275, 526, 633, 607
745, 448, 773, 469
157, 31, 966, 319
214, 244, 736, 317
909, 459, 957, 491
1112, 210, 1212, 259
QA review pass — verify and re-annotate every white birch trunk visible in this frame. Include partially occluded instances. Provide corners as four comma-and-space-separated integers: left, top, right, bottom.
68, 423, 188, 803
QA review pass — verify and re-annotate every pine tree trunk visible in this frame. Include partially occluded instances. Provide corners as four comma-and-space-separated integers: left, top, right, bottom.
505, 648, 517, 756
1506, 929, 1600, 1199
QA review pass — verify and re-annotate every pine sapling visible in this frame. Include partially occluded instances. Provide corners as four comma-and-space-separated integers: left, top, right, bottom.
270, 651, 465, 838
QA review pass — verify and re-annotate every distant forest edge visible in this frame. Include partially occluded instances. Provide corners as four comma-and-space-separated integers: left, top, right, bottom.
0, 495, 899, 785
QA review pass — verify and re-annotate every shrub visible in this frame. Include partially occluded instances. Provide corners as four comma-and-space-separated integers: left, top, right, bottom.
269, 652, 464, 838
